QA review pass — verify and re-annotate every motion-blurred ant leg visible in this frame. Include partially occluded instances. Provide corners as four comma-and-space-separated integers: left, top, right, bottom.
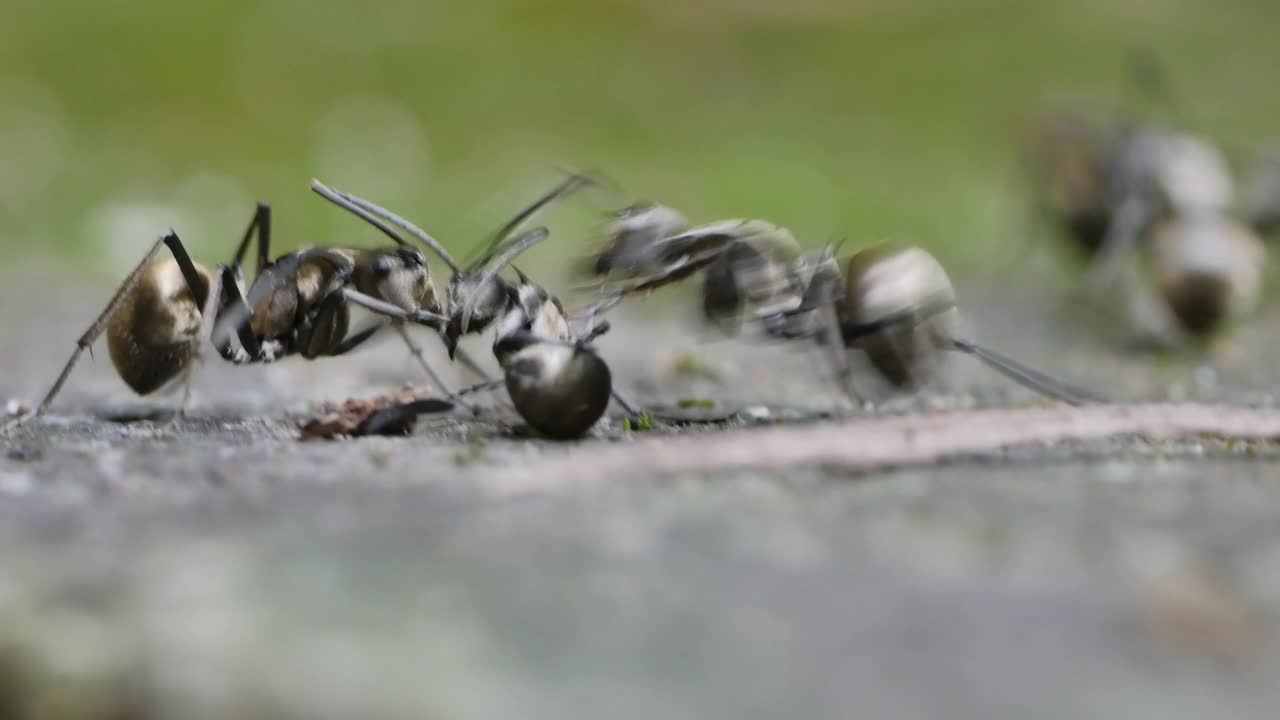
26, 234, 172, 420
949, 337, 1106, 406
1083, 193, 1146, 291
468, 171, 601, 267
451, 346, 493, 383
610, 389, 642, 418
391, 323, 480, 414
573, 321, 643, 418
455, 379, 507, 397
815, 276, 862, 406
231, 202, 272, 278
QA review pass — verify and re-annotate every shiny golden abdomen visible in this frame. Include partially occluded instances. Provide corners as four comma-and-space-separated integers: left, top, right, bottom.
107, 258, 210, 395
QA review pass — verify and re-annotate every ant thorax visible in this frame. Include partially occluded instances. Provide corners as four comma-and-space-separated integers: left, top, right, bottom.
492, 282, 571, 365
448, 272, 507, 330
757, 253, 842, 340
521, 287, 570, 342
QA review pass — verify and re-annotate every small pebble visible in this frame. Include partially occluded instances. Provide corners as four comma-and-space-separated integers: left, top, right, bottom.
4, 398, 28, 418
743, 405, 771, 420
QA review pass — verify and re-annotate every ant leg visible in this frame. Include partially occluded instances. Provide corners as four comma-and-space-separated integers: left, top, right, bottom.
339, 288, 478, 411
163, 232, 210, 310
214, 266, 265, 361
168, 268, 225, 423
451, 345, 493, 383
949, 337, 1107, 406
231, 202, 272, 278
297, 289, 352, 360
610, 388, 642, 418
815, 279, 862, 407
467, 171, 601, 269
340, 287, 447, 329
329, 322, 386, 356
24, 234, 171, 420
1083, 193, 1146, 292
391, 322, 478, 414
455, 379, 506, 397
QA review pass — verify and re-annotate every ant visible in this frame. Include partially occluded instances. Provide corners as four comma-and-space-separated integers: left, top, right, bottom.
585, 201, 1103, 406
5, 195, 488, 430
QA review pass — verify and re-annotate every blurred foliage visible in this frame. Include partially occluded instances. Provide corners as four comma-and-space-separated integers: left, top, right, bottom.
2, 0, 1279, 279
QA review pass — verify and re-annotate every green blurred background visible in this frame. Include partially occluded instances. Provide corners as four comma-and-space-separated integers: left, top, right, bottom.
3, 0, 1278, 281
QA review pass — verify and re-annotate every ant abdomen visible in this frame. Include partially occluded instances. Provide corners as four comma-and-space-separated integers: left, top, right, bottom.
1148, 214, 1265, 337
842, 245, 959, 389
107, 257, 212, 395
503, 344, 612, 439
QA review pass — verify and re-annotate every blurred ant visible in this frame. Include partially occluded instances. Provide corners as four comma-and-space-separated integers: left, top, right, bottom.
587, 203, 1103, 405
1025, 56, 1268, 347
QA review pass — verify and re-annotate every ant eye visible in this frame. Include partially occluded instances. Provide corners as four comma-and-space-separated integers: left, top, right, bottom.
373, 256, 394, 277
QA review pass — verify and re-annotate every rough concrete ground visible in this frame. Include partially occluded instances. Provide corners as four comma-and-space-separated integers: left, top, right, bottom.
2, 276, 1280, 720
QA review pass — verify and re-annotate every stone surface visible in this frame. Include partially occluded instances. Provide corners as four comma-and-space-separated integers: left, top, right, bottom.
2, 279, 1280, 719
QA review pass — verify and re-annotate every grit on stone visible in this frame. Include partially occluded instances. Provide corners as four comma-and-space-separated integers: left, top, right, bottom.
2, 277, 1280, 720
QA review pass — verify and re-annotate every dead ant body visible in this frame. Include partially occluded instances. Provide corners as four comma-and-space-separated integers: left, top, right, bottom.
491, 270, 620, 437
324, 269, 628, 440
311, 173, 642, 436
